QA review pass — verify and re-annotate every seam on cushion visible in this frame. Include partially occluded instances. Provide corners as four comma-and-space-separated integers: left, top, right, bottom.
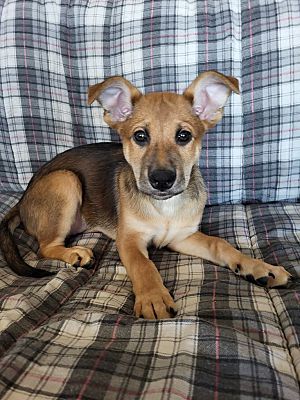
244, 204, 255, 258
267, 290, 300, 388
246, 204, 300, 388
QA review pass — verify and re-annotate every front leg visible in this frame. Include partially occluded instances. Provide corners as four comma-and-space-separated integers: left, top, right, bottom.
117, 232, 177, 319
169, 231, 291, 287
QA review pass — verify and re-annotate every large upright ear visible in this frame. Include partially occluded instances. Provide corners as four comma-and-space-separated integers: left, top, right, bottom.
183, 71, 240, 129
88, 76, 142, 125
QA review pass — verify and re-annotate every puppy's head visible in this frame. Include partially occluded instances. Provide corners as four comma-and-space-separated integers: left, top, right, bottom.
88, 71, 239, 200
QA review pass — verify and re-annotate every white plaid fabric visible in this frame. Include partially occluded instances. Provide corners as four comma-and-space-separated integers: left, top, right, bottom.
0, 0, 299, 203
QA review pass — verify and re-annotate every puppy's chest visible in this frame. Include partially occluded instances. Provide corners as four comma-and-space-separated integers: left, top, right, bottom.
152, 217, 197, 248
129, 196, 203, 248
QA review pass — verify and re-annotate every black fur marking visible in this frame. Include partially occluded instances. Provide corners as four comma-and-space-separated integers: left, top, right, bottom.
0, 207, 55, 278
152, 305, 158, 319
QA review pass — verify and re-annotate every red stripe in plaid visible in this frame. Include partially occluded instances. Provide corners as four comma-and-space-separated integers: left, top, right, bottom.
77, 315, 123, 400
248, 0, 256, 197
213, 266, 220, 400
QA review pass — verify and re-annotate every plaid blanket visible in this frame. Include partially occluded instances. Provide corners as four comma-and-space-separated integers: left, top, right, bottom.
0, 0, 300, 399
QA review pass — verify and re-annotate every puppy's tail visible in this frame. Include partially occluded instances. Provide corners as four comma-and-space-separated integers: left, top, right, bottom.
0, 205, 55, 278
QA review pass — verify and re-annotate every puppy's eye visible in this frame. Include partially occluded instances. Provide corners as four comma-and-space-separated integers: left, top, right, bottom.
133, 130, 149, 146
175, 130, 192, 145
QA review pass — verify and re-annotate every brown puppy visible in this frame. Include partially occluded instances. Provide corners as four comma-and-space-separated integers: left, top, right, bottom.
0, 71, 291, 319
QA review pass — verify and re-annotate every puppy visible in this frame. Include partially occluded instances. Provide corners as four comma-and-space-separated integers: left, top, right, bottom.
0, 71, 291, 319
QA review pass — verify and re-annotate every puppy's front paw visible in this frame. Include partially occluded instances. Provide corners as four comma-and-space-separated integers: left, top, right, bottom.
134, 286, 177, 320
233, 259, 291, 288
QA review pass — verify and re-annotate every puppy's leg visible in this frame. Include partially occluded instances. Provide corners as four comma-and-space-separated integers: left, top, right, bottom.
117, 232, 177, 319
20, 170, 94, 268
169, 232, 291, 287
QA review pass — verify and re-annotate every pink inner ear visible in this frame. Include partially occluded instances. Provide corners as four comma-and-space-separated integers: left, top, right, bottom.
99, 85, 133, 122
193, 82, 230, 121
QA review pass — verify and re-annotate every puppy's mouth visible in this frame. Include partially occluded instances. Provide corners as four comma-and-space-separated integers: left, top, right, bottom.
139, 185, 184, 200
148, 190, 183, 200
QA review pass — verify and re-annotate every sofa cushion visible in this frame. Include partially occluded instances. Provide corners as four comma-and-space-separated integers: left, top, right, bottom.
0, 194, 299, 398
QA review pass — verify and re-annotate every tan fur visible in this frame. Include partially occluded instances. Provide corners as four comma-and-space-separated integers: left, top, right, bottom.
0, 71, 291, 319
20, 170, 93, 267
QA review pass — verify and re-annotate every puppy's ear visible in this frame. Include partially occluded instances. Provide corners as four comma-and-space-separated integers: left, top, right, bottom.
88, 76, 142, 126
184, 71, 239, 130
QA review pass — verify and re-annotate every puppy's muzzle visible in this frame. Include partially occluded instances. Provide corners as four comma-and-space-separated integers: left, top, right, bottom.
148, 169, 176, 192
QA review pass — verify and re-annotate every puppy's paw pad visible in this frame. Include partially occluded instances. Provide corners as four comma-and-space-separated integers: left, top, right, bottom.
256, 276, 269, 287
245, 274, 269, 287
168, 307, 178, 318
256, 276, 269, 286
72, 256, 82, 269
238, 260, 291, 288
245, 274, 256, 284
82, 257, 96, 270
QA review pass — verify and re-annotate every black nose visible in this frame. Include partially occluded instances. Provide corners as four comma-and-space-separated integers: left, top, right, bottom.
148, 169, 176, 191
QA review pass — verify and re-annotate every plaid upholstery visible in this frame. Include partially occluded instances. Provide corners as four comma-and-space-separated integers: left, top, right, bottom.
0, 0, 299, 203
0, 195, 299, 399
0, 0, 300, 399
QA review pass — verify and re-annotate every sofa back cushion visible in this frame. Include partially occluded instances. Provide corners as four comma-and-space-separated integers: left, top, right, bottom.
0, 0, 299, 204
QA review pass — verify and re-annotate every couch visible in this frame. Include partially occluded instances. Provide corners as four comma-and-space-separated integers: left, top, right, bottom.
0, 1, 299, 399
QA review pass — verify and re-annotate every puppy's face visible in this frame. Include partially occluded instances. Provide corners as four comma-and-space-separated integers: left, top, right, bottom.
114, 93, 204, 199
88, 72, 239, 199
